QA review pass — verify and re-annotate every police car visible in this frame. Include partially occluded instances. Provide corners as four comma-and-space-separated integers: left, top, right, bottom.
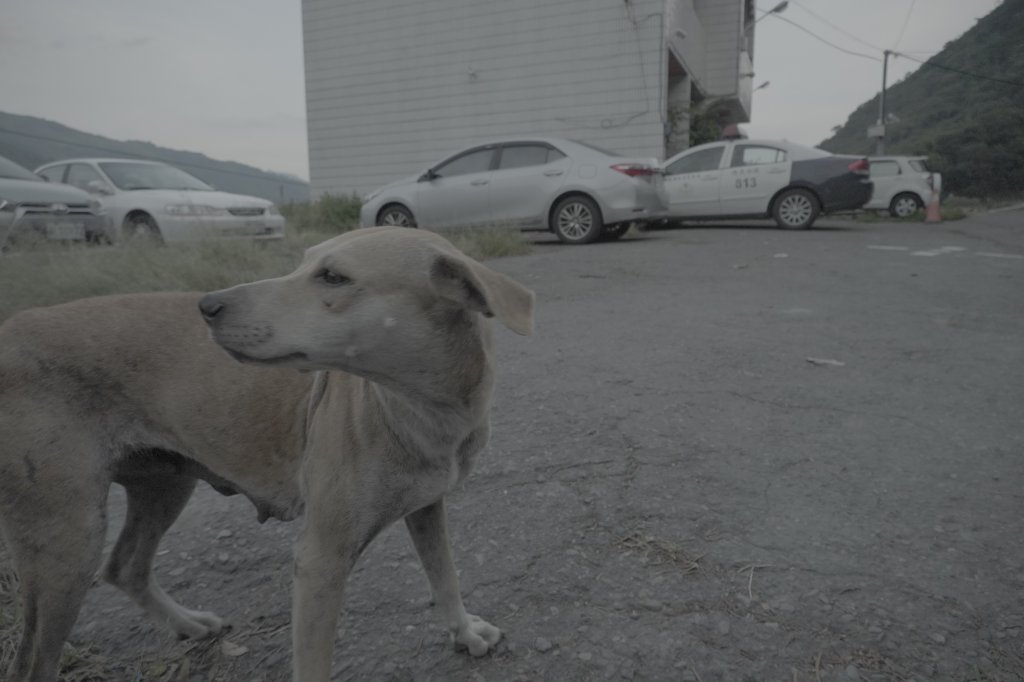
661, 137, 872, 229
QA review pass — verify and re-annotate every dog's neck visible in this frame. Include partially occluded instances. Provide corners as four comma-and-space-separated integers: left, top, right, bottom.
315, 316, 496, 464
368, 342, 494, 464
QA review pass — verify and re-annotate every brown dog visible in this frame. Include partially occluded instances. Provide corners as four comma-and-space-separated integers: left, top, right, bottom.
0, 227, 533, 681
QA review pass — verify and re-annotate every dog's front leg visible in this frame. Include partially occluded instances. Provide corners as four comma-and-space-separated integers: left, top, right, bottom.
405, 498, 501, 656
291, 512, 362, 682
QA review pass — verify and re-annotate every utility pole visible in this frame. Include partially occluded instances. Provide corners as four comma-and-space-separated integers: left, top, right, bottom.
876, 49, 891, 155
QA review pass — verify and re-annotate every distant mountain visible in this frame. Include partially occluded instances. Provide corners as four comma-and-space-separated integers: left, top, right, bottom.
0, 110, 310, 204
819, 0, 1024, 199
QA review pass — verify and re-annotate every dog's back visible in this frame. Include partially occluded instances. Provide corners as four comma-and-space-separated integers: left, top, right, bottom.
1, 293, 315, 518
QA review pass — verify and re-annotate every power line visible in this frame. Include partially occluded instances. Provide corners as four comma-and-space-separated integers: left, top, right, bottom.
764, 13, 882, 62
762, 12, 1022, 88
893, 0, 917, 49
786, 0, 885, 52
894, 51, 1024, 88
0, 125, 308, 187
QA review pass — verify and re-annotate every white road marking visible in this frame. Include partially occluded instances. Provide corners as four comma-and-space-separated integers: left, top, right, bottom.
867, 245, 909, 251
911, 246, 967, 257
976, 252, 1024, 260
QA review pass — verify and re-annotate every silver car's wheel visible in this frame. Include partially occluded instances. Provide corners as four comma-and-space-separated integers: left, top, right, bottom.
377, 205, 416, 228
123, 212, 163, 243
551, 196, 603, 244
889, 193, 922, 219
772, 189, 819, 230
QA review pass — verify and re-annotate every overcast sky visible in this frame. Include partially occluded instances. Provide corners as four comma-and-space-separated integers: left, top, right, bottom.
0, 0, 1003, 181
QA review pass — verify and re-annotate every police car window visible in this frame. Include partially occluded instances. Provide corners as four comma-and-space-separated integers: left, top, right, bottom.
498, 145, 562, 170
665, 147, 724, 175
731, 145, 787, 167
436, 149, 494, 178
870, 160, 902, 177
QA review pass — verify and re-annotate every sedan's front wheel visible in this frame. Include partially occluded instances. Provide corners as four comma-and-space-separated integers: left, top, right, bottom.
376, 205, 417, 228
772, 189, 819, 230
123, 212, 163, 243
551, 196, 603, 244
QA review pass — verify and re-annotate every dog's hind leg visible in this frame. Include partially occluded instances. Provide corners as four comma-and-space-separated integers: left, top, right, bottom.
103, 474, 223, 639
0, 453, 108, 682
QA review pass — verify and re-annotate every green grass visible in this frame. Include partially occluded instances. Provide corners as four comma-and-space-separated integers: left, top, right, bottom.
851, 206, 967, 224
280, 193, 363, 233
0, 225, 530, 324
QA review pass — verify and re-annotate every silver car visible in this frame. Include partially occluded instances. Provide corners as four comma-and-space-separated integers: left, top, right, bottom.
35, 159, 286, 243
359, 137, 667, 244
0, 155, 111, 250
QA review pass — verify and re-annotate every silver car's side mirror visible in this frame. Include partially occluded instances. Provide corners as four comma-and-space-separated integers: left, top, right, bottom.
86, 180, 114, 195
418, 169, 438, 182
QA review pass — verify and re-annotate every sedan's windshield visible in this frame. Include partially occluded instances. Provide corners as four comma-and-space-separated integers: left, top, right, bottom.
99, 162, 213, 191
0, 156, 41, 181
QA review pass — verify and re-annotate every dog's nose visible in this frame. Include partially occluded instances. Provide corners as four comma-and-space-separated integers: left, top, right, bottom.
198, 293, 225, 322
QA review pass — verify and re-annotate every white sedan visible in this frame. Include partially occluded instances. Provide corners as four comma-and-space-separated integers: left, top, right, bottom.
661, 139, 873, 229
359, 137, 667, 244
35, 158, 285, 243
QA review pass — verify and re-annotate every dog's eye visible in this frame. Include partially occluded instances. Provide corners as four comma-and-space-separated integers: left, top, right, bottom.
317, 269, 351, 286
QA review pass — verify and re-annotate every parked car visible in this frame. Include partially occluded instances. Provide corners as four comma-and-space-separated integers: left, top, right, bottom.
0, 154, 112, 250
359, 137, 668, 244
863, 156, 938, 218
34, 159, 285, 243
661, 139, 872, 229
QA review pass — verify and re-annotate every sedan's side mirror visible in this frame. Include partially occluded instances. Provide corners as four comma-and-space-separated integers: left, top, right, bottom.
86, 180, 114, 195
418, 168, 438, 182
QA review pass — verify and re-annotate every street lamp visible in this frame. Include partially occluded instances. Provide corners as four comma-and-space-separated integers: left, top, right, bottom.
751, 1, 788, 26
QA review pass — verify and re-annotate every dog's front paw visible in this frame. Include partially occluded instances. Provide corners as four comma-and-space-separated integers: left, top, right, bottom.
453, 614, 501, 656
172, 608, 225, 640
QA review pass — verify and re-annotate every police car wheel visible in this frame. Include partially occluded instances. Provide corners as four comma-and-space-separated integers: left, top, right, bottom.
773, 189, 819, 230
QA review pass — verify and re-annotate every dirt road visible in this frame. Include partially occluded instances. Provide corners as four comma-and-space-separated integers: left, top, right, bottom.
3, 212, 1023, 681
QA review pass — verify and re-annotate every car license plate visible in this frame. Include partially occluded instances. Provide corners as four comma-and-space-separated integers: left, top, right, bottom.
45, 221, 86, 240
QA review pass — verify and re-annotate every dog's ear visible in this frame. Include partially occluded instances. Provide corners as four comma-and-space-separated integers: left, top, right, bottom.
430, 253, 534, 336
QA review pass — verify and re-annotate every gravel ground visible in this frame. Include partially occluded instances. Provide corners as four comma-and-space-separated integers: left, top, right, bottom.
3, 211, 1023, 681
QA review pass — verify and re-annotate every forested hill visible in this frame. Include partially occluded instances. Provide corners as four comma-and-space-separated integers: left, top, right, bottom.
818, 0, 1024, 198
0, 110, 310, 204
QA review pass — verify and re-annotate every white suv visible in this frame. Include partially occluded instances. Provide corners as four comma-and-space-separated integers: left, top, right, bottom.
864, 156, 940, 218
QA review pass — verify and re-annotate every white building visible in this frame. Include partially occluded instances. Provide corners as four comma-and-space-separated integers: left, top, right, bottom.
302, 0, 756, 196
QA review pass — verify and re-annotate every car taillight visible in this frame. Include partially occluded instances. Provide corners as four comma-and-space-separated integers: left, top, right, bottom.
611, 163, 659, 177
847, 158, 869, 174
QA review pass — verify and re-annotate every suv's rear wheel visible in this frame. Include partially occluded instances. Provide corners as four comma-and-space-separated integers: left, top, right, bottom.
889, 192, 923, 219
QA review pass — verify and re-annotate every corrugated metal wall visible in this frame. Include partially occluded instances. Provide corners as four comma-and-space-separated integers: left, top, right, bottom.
303, 0, 667, 197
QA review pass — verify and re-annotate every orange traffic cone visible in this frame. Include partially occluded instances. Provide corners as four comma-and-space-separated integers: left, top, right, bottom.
925, 173, 942, 223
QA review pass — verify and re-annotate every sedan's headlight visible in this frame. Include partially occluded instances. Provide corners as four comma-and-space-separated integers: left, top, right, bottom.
266, 204, 281, 216
0, 198, 13, 212
165, 204, 228, 216
88, 199, 107, 216
363, 189, 382, 203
